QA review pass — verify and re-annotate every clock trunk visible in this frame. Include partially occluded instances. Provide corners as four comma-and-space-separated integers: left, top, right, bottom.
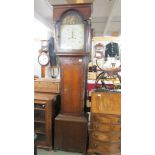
59, 55, 88, 115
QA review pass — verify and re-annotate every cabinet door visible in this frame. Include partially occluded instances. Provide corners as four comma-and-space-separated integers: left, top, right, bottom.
60, 57, 86, 115
91, 92, 121, 115
34, 101, 52, 147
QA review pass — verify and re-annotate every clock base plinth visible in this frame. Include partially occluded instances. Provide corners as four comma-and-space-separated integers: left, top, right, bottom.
54, 114, 88, 154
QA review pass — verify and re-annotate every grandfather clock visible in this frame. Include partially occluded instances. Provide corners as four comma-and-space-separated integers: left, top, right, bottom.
53, 3, 92, 153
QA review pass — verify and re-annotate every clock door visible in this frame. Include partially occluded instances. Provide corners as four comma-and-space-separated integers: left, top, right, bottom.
56, 10, 88, 52
60, 57, 86, 115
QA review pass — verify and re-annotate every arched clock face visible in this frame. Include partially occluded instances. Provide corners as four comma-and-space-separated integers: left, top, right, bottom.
60, 12, 85, 50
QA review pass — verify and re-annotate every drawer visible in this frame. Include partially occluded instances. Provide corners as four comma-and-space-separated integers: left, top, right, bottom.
90, 122, 121, 132
35, 80, 60, 93
92, 115, 121, 124
90, 141, 120, 154
90, 131, 121, 142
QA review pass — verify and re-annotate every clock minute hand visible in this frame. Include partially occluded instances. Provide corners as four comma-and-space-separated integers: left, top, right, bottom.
71, 31, 73, 38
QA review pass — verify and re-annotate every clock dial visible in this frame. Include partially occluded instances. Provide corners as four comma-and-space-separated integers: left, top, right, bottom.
38, 53, 49, 66
59, 11, 85, 50
60, 24, 84, 50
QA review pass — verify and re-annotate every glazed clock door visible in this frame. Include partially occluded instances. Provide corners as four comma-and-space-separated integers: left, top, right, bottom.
60, 57, 86, 115
57, 10, 86, 51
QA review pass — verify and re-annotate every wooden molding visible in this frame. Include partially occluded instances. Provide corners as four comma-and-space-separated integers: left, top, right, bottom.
66, 0, 94, 4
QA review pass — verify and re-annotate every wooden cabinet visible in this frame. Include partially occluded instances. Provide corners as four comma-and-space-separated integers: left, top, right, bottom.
88, 91, 121, 155
34, 93, 57, 150
34, 79, 60, 150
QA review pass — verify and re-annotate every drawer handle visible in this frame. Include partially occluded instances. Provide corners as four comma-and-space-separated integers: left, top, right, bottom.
117, 119, 121, 123
93, 133, 97, 137
95, 125, 98, 129
94, 144, 98, 148
112, 126, 121, 131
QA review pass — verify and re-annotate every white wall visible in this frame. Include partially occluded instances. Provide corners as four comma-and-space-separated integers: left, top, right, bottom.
34, 18, 52, 77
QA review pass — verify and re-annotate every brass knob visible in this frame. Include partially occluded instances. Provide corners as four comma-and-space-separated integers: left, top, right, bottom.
118, 119, 121, 123
94, 144, 98, 148
95, 125, 98, 128
93, 133, 97, 137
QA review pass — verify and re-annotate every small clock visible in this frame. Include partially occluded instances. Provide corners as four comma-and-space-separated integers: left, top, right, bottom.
95, 43, 104, 59
38, 52, 49, 66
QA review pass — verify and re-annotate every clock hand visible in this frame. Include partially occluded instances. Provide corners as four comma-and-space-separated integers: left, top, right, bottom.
72, 31, 73, 38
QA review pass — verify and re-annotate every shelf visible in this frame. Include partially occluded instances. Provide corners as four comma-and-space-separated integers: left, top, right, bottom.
34, 120, 45, 123
35, 130, 46, 135
34, 108, 45, 111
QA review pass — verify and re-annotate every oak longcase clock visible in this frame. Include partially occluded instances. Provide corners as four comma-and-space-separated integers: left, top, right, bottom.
53, 3, 92, 154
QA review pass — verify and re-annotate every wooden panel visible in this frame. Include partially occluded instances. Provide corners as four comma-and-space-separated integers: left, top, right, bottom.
90, 122, 121, 132
54, 115, 87, 153
41, 66, 45, 78
62, 64, 82, 113
89, 141, 120, 154
91, 92, 121, 115
34, 93, 56, 101
90, 131, 121, 142
60, 57, 86, 115
34, 79, 60, 93
66, 0, 94, 4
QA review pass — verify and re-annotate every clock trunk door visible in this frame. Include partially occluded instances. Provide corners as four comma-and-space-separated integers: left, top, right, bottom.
60, 56, 86, 115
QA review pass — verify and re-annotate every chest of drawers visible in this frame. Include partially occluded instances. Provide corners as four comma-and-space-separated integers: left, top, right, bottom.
88, 91, 121, 155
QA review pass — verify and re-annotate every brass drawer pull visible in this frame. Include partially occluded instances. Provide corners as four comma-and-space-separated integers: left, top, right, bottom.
95, 125, 99, 129
94, 143, 98, 148
117, 119, 121, 123
93, 133, 97, 138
